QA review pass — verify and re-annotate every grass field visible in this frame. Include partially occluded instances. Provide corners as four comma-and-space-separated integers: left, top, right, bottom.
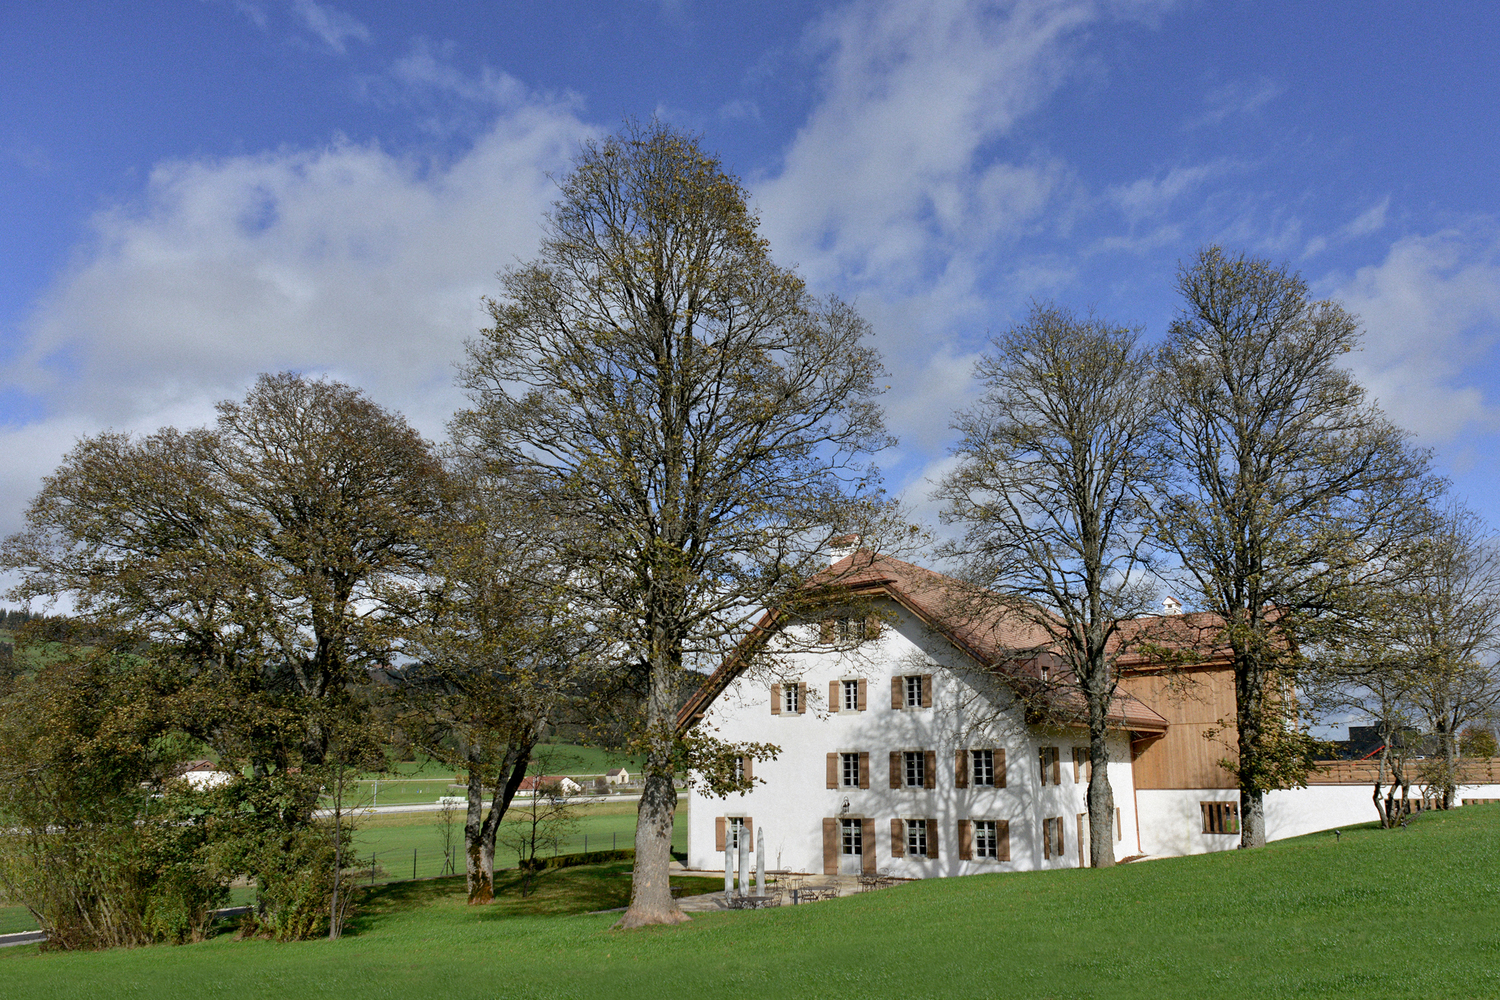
327, 745, 651, 807
4, 806, 1498, 999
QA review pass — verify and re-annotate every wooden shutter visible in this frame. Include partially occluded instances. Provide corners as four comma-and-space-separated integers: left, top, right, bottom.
920, 674, 933, 708
826, 753, 838, 789
823, 818, 838, 875
856, 678, 867, 711
891, 819, 904, 858
820, 619, 834, 644
926, 819, 939, 859
923, 750, 936, 789
1116, 807, 1123, 842
858, 751, 870, 789
1043, 818, 1053, 859
770, 683, 781, 714
958, 819, 973, 860
746, 818, 754, 851
829, 680, 839, 710
715, 817, 726, 852
744, 756, 753, 782
994, 748, 1007, 788
797, 683, 808, 714
1051, 750, 1061, 786
865, 614, 881, 638
996, 820, 1011, 861
889, 751, 901, 789
891, 676, 902, 709
1038, 747, 1047, 785
955, 749, 969, 788
1072, 747, 1081, 783
861, 818, 877, 873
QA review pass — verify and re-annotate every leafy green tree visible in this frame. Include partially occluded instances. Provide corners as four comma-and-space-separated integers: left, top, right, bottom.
456, 121, 895, 926
1152, 247, 1441, 847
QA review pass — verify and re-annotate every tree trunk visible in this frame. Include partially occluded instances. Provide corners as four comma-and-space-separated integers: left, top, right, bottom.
464, 752, 493, 905
1085, 696, 1116, 868
617, 647, 688, 928
1239, 788, 1265, 848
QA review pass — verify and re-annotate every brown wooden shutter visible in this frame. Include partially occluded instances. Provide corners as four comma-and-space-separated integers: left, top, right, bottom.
858, 751, 870, 789
923, 750, 936, 789
1051, 750, 1061, 786
889, 751, 901, 789
861, 818, 877, 873
823, 818, 838, 875
920, 674, 933, 708
770, 683, 781, 714
926, 819, 939, 859
891, 676, 902, 709
829, 680, 839, 710
746, 818, 754, 851
890, 819, 904, 858
856, 678, 867, 711
866, 613, 881, 639
1072, 747, 1081, 783
1077, 813, 1088, 868
826, 753, 838, 789
820, 619, 834, 644
994, 748, 1007, 788
797, 683, 808, 714
958, 819, 973, 860
955, 749, 969, 788
715, 817, 726, 852
996, 820, 1011, 861
743, 756, 753, 782
1057, 817, 1065, 856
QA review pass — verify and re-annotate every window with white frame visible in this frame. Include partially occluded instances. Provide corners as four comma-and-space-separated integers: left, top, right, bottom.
733, 756, 745, 782
904, 674, 922, 707
841, 752, 861, 787
783, 684, 800, 713
835, 617, 867, 642
972, 749, 994, 786
1038, 746, 1061, 785
840, 817, 862, 855
906, 818, 928, 856
903, 750, 925, 787
974, 820, 997, 859
842, 679, 859, 711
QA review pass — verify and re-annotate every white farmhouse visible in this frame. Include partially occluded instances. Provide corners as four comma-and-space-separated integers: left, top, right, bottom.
682, 550, 1500, 877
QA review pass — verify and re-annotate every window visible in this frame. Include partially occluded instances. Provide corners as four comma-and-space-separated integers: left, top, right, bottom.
972, 749, 994, 786
840, 817, 862, 855
840, 752, 861, 787
1042, 816, 1065, 859
904, 675, 922, 707
974, 820, 997, 859
903, 751, 925, 788
783, 684, 800, 713
842, 679, 859, 711
1072, 746, 1091, 783
727, 817, 747, 849
1038, 746, 1061, 785
836, 617, 867, 642
1201, 801, 1240, 835
733, 757, 745, 783
906, 818, 928, 856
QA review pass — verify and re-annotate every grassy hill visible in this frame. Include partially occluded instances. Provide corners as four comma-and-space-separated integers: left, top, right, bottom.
4, 806, 1498, 999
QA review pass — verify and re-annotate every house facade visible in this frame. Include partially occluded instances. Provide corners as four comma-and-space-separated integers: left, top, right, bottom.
682, 551, 1500, 876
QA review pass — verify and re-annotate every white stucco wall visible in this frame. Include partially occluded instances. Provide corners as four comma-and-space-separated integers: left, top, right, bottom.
687, 598, 1143, 875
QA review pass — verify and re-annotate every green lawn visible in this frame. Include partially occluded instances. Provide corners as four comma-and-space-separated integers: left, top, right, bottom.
5, 807, 1499, 999
327, 745, 650, 807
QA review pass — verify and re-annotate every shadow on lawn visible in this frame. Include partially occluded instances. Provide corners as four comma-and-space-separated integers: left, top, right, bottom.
342, 861, 723, 935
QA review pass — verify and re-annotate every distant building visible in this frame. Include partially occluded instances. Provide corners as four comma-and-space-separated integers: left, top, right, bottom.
605, 767, 631, 785
517, 775, 582, 796
175, 759, 234, 790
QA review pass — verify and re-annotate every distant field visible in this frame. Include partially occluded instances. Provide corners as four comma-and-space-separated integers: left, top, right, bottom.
6, 805, 1499, 998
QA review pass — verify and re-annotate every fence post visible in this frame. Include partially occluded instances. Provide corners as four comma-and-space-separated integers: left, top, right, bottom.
585, 834, 588, 854
413, 847, 418, 880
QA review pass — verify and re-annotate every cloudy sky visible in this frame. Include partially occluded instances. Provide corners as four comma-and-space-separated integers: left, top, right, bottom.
4, 1, 1500, 606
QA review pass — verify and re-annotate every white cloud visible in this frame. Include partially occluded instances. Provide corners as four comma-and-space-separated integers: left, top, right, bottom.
292, 0, 372, 55
1342, 195, 1389, 238
3, 98, 593, 540
1107, 162, 1225, 224
1187, 76, 1281, 130
1333, 223, 1500, 443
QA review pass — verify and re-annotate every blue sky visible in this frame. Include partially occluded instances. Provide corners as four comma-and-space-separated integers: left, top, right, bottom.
4, 1, 1500, 598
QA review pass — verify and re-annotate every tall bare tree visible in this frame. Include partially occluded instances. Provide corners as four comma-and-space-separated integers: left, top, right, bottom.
939, 303, 1159, 868
1152, 247, 1440, 848
456, 121, 894, 927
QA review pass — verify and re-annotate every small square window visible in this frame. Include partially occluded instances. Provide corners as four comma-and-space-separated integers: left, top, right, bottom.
841, 752, 861, 787
906, 818, 928, 856
972, 749, 994, 786
903, 750, 925, 788
974, 820, 997, 859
